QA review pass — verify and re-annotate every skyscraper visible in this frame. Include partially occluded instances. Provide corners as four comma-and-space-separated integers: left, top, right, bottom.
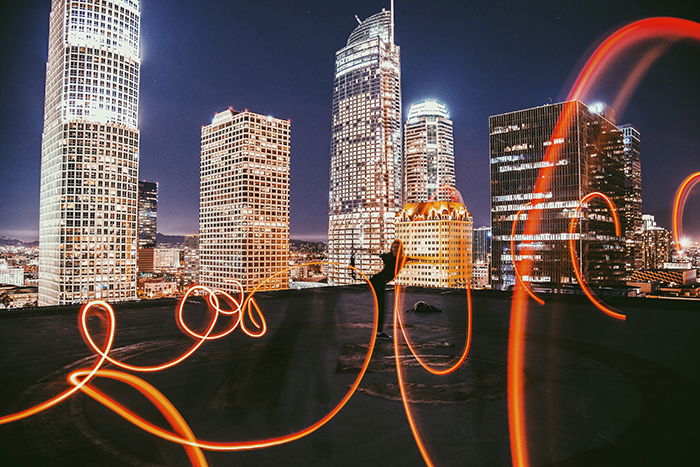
619, 124, 643, 272
39, 0, 141, 305
489, 101, 626, 291
199, 108, 290, 293
327, 6, 402, 285
404, 100, 455, 203
138, 181, 158, 249
395, 201, 472, 289
472, 226, 492, 264
641, 214, 673, 269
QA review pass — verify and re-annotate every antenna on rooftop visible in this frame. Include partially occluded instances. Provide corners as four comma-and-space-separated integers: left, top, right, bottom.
355, 14, 362, 25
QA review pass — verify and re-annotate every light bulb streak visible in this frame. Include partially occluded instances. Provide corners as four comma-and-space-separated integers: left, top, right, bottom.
510, 203, 545, 306
672, 172, 700, 253
567, 192, 626, 321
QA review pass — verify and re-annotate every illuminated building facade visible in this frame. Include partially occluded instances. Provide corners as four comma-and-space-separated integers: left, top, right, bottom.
183, 234, 199, 286
39, 0, 141, 305
395, 202, 472, 289
200, 109, 290, 293
138, 180, 157, 248
489, 101, 626, 291
153, 248, 181, 272
641, 214, 673, 269
404, 100, 455, 203
619, 124, 643, 272
472, 226, 492, 264
327, 7, 402, 285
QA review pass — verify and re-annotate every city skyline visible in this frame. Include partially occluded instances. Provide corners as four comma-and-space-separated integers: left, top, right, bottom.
1, 0, 700, 243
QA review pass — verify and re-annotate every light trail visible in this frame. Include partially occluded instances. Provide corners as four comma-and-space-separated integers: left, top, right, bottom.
0, 262, 378, 461
510, 203, 545, 306
508, 17, 700, 467
672, 172, 700, 253
567, 192, 626, 320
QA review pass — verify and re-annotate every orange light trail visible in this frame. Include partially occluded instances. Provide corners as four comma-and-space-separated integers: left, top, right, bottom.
0, 261, 378, 461
510, 203, 545, 306
391, 207, 473, 466
567, 192, 626, 321
672, 172, 700, 253
507, 17, 700, 467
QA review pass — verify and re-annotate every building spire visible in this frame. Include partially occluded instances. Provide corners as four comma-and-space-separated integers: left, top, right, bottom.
390, 0, 395, 42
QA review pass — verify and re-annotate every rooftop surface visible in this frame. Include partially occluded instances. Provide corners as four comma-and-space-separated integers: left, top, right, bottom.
0, 287, 699, 466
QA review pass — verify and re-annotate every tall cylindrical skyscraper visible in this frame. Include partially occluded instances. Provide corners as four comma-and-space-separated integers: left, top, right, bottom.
327, 6, 402, 285
39, 0, 141, 305
404, 100, 455, 203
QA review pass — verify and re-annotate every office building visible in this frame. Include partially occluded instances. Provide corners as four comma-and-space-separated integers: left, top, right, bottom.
39, 0, 141, 305
327, 6, 402, 285
489, 101, 626, 291
153, 248, 181, 272
0, 262, 24, 287
138, 181, 158, 248
619, 124, 643, 272
395, 201, 472, 289
404, 100, 455, 203
200, 108, 290, 293
183, 234, 199, 286
472, 226, 492, 264
641, 215, 673, 269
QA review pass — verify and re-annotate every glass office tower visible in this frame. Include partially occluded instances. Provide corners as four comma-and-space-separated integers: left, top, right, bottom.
327, 7, 402, 285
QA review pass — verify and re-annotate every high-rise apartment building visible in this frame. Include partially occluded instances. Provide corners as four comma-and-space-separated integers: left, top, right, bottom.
404, 100, 455, 203
39, 0, 141, 305
199, 109, 290, 293
619, 124, 643, 272
395, 202, 472, 289
327, 7, 402, 285
489, 101, 626, 291
472, 226, 492, 264
138, 181, 158, 248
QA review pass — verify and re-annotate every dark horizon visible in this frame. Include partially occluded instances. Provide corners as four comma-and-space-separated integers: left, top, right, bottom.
1, 0, 700, 242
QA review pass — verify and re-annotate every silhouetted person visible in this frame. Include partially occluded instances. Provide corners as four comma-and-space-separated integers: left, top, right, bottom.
370, 240, 414, 340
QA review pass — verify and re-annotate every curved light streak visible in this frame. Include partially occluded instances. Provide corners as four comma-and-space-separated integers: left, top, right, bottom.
0, 301, 115, 424
510, 203, 545, 306
508, 17, 700, 467
1, 262, 379, 460
567, 192, 626, 321
391, 213, 473, 465
672, 172, 700, 253
69, 369, 209, 467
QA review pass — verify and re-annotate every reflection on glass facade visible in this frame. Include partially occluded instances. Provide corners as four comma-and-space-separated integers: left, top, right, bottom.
138, 181, 158, 249
472, 226, 492, 264
39, 0, 141, 305
489, 101, 626, 292
327, 8, 402, 285
404, 100, 455, 203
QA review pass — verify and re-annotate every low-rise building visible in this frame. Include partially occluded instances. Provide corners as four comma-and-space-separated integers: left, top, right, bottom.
395, 201, 472, 289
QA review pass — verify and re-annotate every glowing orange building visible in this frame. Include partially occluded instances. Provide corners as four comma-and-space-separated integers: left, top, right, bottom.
395, 202, 472, 289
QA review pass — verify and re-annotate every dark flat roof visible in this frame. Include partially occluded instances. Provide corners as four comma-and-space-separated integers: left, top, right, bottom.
1, 287, 699, 466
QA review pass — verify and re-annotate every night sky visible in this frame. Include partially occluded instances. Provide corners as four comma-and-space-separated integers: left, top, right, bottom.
1, 0, 699, 242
